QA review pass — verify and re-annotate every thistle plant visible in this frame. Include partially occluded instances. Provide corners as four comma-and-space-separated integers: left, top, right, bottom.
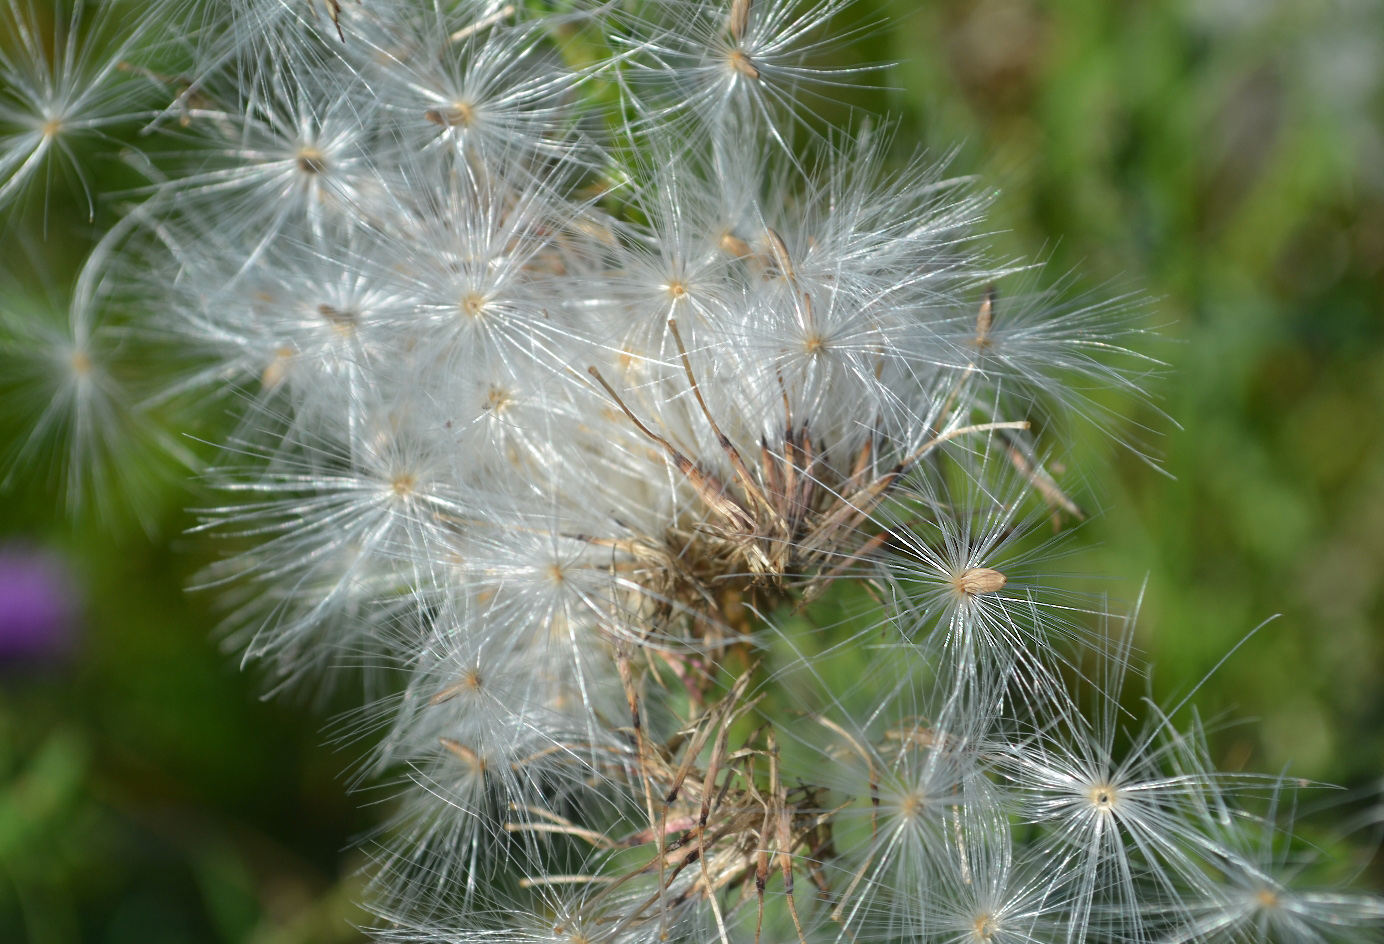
1, 0, 1381, 942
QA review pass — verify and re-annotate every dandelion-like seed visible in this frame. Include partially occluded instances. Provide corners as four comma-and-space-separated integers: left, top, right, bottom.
2, 0, 1381, 942
0, 0, 159, 217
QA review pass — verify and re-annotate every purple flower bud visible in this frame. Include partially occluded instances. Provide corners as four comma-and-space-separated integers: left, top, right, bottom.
0, 546, 80, 663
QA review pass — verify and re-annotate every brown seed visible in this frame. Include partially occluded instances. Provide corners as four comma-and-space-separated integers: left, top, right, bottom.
461, 292, 487, 317
729, 0, 752, 42
726, 49, 760, 80
325, 0, 344, 41
955, 567, 1006, 597
762, 227, 793, 279
261, 347, 295, 389
1088, 783, 1118, 811
318, 303, 356, 331
440, 738, 486, 773
296, 147, 328, 174
719, 232, 753, 258
425, 101, 477, 128
430, 668, 485, 705
974, 284, 996, 347
484, 385, 513, 413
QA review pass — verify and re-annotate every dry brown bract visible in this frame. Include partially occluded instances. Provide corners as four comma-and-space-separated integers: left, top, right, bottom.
588, 302, 1027, 644
508, 668, 839, 944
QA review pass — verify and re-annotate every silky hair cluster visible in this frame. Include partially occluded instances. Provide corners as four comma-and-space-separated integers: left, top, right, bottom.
1, 0, 1380, 941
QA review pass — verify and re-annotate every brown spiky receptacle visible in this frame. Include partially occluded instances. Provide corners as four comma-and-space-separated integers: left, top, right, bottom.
586, 319, 1025, 628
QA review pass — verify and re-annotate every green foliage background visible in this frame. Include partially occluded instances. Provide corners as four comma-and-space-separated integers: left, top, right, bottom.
1, 0, 1381, 939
